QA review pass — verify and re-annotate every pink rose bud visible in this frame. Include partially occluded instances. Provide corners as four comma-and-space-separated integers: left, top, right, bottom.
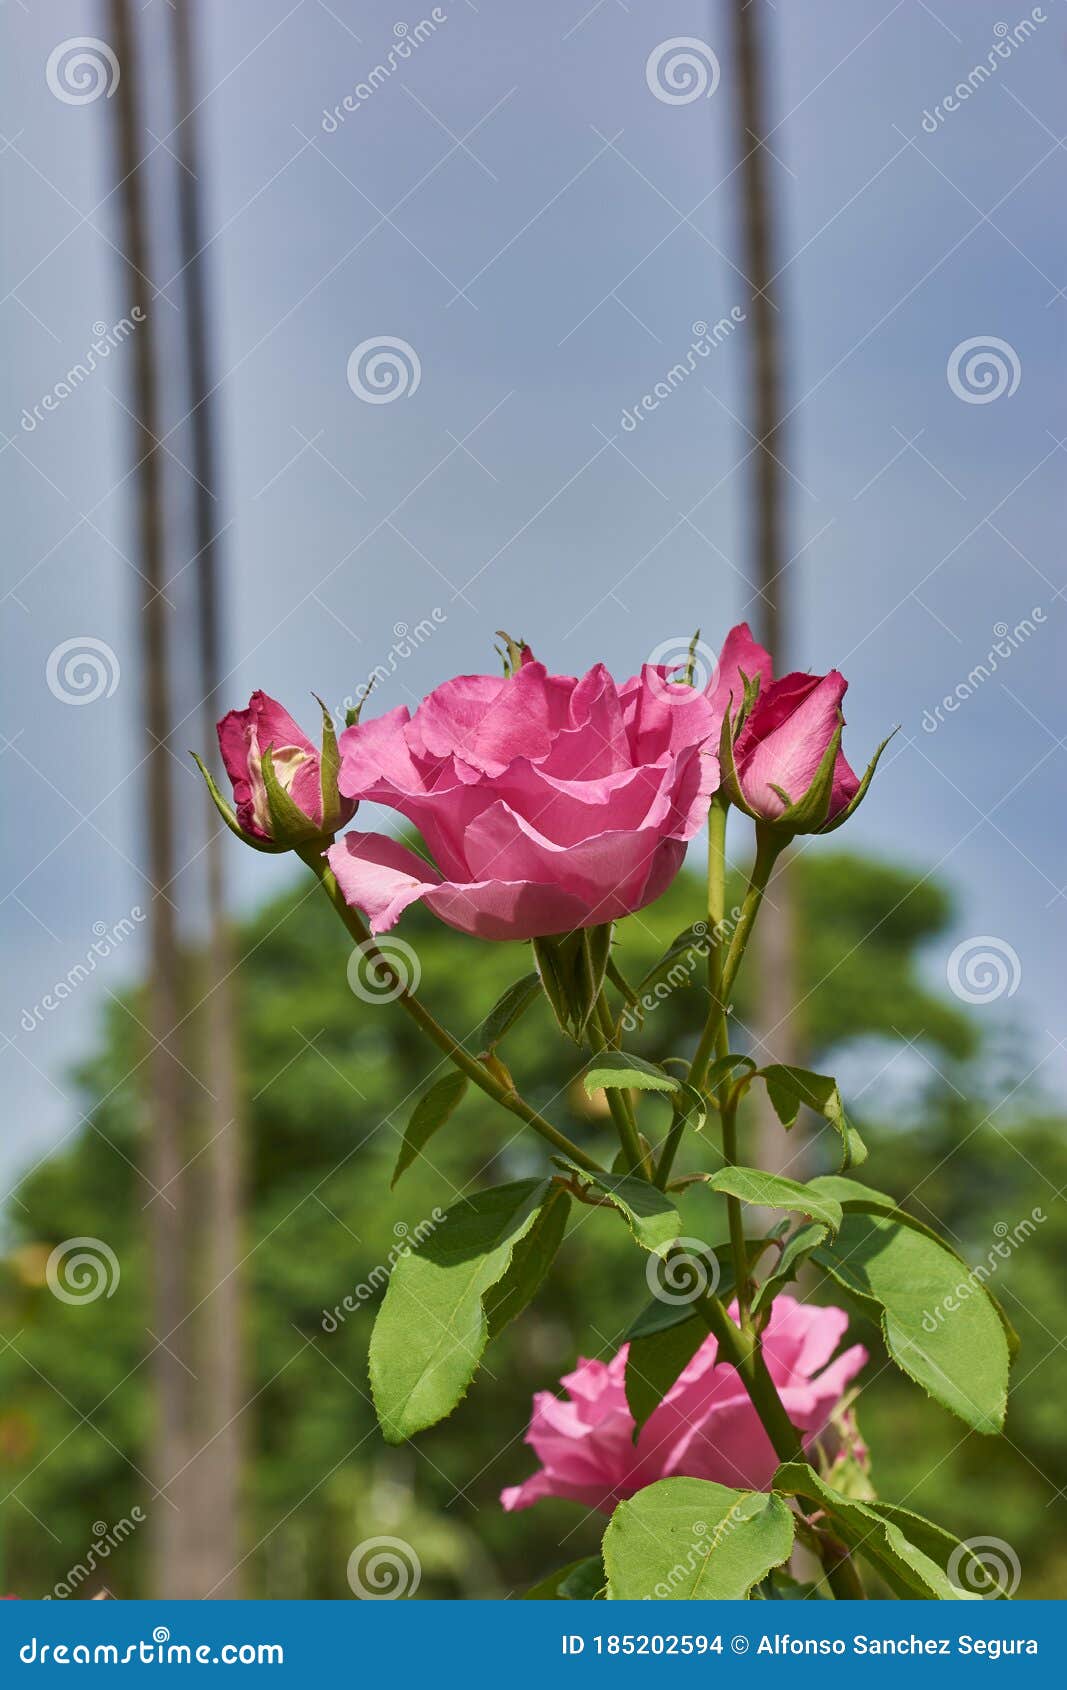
325, 637, 748, 942
196, 691, 355, 852
501, 1295, 867, 1513
721, 669, 891, 835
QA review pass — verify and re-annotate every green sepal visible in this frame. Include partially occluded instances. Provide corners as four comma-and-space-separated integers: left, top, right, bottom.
531, 924, 612, 1041
820, 728, 898, 833
313, 693, 347, 834
190, 752, 287, 854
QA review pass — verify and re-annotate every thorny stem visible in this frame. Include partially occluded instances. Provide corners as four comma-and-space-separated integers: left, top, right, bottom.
299, 846, 605, 1175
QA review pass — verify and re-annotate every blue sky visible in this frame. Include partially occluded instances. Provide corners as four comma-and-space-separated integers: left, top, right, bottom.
2, 0, 1064, 1184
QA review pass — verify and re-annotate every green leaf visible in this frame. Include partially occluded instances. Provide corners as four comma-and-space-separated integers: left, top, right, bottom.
584, 1052, 681, 1095
485, 1186, 570, 1339
625, 1317, 707, 1435
808, 1176, 1020, 1359
478, 972, 541, 1052
603, 1478, 795, 1599
552, 1157, 680, 1256
864, 1502, 1014, 1599
370, 1179, 554, 1442
752, 1222, 830, 1317
632, 924, 708, 1000
390, 1072, 468, 1189
757, 1065, 867, 1170
812, 1212, 1009, 1433
772, 1465, 979, 1600
699, 1167, 843, 1235
523, 1556, 605, 1599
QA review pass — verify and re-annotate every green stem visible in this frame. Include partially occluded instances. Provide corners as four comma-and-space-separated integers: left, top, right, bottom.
686, 796, 731, 1093
718, 824, 785, 1008
299, 846, 604, 1175
695, 1293, 865, 1598
720, 1088, 752, 1331
591, 993, 650, 1179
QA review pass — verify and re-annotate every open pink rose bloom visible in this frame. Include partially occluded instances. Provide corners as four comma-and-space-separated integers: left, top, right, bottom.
501, 1296, 866, 1513
328, 626, 770, 942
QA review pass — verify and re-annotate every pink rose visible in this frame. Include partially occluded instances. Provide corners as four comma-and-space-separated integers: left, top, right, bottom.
726, 669, 883, 833
501, 1295, 866, 1512
216, 691, 354, 846
325, 632, 767, 943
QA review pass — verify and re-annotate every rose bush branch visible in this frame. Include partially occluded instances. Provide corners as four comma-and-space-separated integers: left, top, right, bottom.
199, 629, 1014, 1604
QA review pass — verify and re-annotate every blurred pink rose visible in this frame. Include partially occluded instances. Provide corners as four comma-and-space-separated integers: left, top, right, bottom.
327, 630, 768, 942
732, 670, 861, 827
501, 1295, 866, 1512
217, 691, 354, 844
